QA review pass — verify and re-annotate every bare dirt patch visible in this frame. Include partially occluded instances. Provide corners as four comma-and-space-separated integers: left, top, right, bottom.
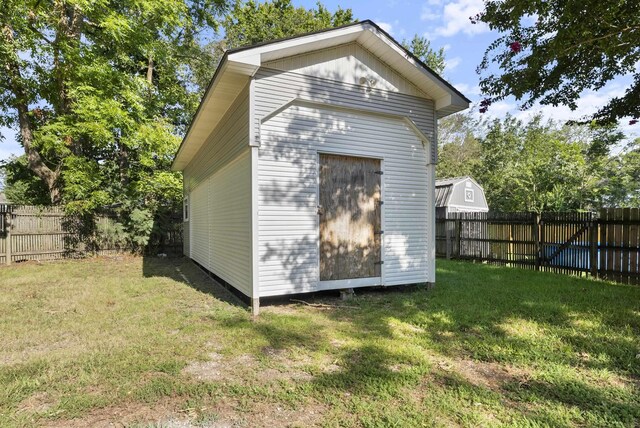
445, 358, 530, 390
17, 392, 57, 415
42, 394, 327, 428
182, 349, 316, 385
191, 397, 328, 428
42, 397, 181, 428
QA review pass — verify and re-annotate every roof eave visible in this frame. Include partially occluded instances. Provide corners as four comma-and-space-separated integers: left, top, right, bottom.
172, 20, 470, 171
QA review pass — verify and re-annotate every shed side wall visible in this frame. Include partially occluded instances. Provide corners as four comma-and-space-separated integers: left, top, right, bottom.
183, 85, 252, 297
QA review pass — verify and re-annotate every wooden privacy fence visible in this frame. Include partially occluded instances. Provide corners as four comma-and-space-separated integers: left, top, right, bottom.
436, 208, 640, 285
0, 204, 183, 265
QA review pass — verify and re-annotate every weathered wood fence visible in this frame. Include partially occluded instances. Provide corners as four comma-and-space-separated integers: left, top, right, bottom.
436, 208, 640, 285
0, 204, 183, 265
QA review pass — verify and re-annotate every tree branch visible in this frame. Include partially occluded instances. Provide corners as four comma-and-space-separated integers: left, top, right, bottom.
561, 25, 640, 54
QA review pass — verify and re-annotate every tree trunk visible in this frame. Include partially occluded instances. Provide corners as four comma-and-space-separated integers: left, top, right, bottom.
4, 25, 61, 204
147, 55, 154, 84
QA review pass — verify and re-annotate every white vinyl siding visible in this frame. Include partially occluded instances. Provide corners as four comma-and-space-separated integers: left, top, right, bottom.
254, 68, 437, 163
264, 42, 427, 98
183, 85, 252, 297
257, 103, 431, 297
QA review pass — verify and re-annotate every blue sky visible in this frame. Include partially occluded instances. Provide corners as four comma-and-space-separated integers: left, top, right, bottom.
1, 0, 637, 161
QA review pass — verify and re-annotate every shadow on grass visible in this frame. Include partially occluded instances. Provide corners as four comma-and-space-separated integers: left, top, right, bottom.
249, 261, 640, 423
141, 256, 246, 309
142, 256, 640, 424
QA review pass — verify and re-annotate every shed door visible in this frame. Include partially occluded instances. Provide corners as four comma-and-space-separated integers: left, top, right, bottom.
319, 154, 381, 281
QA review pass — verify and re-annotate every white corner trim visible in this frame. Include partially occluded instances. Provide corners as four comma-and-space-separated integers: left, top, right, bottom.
249, 78, 260, 300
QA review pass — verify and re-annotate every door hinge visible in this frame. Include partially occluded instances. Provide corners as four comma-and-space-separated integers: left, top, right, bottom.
376, 200, 384, 205
373, 170, 384, 175
374, 230, 384, 235
374, 261, 384, 265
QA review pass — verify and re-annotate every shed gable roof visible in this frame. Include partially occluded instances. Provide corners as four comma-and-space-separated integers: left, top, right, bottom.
173, 20, 470, 171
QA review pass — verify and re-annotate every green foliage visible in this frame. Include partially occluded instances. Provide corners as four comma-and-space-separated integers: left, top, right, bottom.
602, 139, 640, 207
126, 208, 155, 250
474, 0, 640, 124
436, 113, 484, 178
402, 35, 446, 75
222, 0, 355, 48
0, 156, 50, 205
437, 114, 633, 212
1, 0, 226, 210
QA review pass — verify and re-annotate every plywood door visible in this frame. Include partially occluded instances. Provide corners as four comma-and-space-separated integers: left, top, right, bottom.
319, 154, 382, 281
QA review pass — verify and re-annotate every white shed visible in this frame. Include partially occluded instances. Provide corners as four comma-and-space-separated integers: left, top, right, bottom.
172, 21, 469, 314
435, 176, 489, 217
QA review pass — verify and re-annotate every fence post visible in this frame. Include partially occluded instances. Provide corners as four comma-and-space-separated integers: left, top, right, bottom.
455, 217, 461, 258
589, 216, 599, 279
538, 217, 545, 270
445, 219, 452, 259
5, 212, 11, 266
533, 212, 540, 271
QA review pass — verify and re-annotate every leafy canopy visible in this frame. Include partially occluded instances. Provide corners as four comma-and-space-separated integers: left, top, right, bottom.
222, 0, 355, 48
402, 35, 446, 76
0, 0, 226, 210
474, 0, 640, 124
437, 113, 634, 212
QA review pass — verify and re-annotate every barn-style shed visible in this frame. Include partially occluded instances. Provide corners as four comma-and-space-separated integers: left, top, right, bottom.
172, 21, 469, 313
435, 176, 489, 217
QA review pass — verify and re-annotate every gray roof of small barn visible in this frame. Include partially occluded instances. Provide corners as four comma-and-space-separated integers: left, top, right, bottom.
435, 176, 469, 187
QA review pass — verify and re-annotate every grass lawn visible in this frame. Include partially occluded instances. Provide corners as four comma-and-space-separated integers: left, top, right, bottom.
0, 257, 639, 427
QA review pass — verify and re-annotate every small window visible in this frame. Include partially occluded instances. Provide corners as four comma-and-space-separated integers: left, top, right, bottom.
183, 196, 189, 221
464, 188, 475, 203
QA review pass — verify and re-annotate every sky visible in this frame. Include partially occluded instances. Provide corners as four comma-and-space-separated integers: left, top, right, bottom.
1, 0, 637, 161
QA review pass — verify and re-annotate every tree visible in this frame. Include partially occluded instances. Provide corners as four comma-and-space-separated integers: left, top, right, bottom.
222, 0, 355, 49
436, 113, 482, 178
1, 155, 51, 205
402, 35, 446, 75
602, 139, 640, 207
0, 0, 226, 206
473, 0, 640, 124
469, 115, 627, 212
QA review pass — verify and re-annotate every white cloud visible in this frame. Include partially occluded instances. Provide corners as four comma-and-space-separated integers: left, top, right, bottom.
0, 127, 20, 161
376, 19, 405, 38
434, 0, 489, 37
453, 83, 480, 96
483, 101, 513, 116
0, 146, 21, 161
420, 6, 440, 21
377, 21, 394, 35
473, 83, 639, 141
454, 83, 470, 93
445, 56, 462, 71
514, 86, 626, 123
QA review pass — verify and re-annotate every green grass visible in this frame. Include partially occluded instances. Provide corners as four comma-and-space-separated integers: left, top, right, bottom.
0, 257, 638, 427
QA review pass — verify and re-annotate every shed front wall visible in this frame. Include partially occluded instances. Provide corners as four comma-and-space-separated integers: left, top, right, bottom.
447, 180, 489, 212
255, 70, 436, 297
183, 84, 253, 297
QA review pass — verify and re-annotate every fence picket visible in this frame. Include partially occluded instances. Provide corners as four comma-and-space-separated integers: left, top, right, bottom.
0, 205, 183, 264
436, 208, 640, 285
